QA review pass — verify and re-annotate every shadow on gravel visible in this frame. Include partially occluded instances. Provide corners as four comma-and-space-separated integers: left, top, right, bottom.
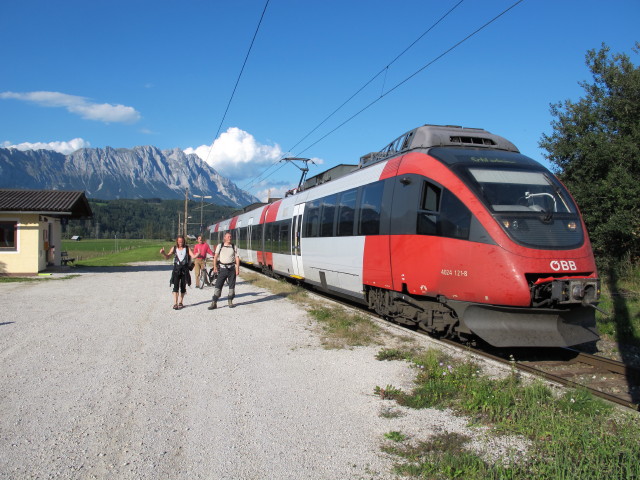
188, 292, 283, 309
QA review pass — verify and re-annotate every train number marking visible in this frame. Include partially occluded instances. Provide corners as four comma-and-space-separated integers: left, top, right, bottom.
550, 260, 577, 272
441, 269, 468, 277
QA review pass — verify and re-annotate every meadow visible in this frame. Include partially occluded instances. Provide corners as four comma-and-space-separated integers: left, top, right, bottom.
61, 238, 169, 266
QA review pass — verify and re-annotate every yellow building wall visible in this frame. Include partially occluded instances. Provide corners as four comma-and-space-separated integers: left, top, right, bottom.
0, 214, 60, 275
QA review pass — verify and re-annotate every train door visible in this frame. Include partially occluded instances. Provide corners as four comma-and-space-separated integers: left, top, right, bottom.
291, 203, 304, 278
246, 217, 256, 264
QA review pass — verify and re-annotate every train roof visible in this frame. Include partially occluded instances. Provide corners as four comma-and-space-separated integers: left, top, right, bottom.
302, 164, 358, 190
235, 124, 524, 211
359, 124, 520, 168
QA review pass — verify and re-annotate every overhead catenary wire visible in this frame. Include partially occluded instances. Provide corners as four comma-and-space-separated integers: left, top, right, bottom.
294, 0, 525, 158
239, 0, 465, 192
202, 0, 270, 167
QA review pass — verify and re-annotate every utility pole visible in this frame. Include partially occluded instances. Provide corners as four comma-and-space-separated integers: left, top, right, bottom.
183, 188, 189, 237
193, 194, 212, 235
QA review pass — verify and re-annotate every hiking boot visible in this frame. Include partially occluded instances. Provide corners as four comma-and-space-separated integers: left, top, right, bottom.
228, 299, 235, 308
208, 301, 217, 310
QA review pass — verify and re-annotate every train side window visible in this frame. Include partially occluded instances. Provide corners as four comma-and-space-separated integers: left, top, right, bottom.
320, 194, 338, 237
302, 199, 320, 238
279, 222, 290, 254
264, 223, 272, 252
337, 188, 357, 236
358, 181, 384, 235
252, 224, 260, 244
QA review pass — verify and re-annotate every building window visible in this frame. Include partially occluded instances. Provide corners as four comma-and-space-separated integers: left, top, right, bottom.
0, 222, 17, 250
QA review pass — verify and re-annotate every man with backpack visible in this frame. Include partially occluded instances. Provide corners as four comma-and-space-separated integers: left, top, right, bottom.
208, 231, 240, 310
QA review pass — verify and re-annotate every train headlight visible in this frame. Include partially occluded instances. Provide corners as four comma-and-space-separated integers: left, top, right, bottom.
502, 220, 510, 229
567, 221, 577, 231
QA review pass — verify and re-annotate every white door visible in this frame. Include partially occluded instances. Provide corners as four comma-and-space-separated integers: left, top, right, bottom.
291, 203, 304, 278
247, 217, 256, 264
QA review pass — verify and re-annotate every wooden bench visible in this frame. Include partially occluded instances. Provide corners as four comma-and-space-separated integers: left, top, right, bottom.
60, 251, 75, 266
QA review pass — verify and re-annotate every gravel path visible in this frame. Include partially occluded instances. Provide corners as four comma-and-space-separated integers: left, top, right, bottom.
0, 263, 515, 479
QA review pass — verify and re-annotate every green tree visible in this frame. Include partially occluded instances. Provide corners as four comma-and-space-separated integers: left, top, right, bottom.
539, 43, 640, 263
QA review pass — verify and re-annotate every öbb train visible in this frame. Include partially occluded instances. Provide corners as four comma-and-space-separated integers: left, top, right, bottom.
209, 125, 600, 347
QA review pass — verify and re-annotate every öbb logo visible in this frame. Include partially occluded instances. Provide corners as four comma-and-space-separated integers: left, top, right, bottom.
550, 260, 577, 272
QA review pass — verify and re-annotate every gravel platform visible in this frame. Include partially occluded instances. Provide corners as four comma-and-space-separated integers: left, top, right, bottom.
0, 263, 517, 479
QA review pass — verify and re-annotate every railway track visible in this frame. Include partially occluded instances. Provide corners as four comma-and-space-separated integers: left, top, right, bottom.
453, 343, 640, 411
268, 274, 640, 412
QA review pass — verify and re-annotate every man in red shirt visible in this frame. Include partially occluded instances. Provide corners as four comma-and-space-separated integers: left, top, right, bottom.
193, 235, 214, 288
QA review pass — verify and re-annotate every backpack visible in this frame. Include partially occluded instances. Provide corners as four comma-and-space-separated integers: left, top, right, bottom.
217, 243, 236, 265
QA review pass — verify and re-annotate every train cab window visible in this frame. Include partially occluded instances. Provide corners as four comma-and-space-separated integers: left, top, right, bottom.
422, 182, 441, 212
337, 189, 357, 236
320, 194, 338, 237
417, 181, 471, 240
468, 169, 577, 214
358, 181, 384, 235
439, 193, 471, 240
303, 199, 320, 237
417, 182, 441, 236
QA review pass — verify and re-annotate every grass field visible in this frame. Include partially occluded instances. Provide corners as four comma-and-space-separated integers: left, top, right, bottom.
61, 238, 169, 266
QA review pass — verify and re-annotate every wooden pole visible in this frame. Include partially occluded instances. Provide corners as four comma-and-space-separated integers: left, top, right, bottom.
183, 188, 189, 237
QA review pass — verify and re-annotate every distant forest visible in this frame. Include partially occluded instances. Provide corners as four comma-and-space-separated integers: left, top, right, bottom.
65, 198, 238, 240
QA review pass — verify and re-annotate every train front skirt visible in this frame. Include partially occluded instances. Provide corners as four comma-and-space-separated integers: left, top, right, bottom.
458, 303, 599, 347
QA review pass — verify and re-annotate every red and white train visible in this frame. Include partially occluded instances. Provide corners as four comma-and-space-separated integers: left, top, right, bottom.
209, 124, 600, 347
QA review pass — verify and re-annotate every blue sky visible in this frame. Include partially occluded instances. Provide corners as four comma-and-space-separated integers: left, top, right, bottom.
1, 0, 638, 201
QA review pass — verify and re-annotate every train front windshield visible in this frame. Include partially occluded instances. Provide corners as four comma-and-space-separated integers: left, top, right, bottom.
464, 167, 584, 249
468, 169, 576, 215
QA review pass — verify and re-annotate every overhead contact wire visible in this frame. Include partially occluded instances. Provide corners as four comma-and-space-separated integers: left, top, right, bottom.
203, 0, 270, 166
240, 0, 464, 191
295, 0, 525, 157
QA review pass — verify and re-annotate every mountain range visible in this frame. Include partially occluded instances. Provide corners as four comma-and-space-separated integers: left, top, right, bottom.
0, 146, 259, 207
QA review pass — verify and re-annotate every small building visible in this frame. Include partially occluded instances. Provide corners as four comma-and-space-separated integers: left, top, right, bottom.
0, 189, 93, 275
70, 235, 82, 241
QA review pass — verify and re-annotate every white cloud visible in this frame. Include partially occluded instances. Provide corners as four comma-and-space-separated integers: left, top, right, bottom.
0, 91, 141, 124
2, 138, 91, 154
184, 127, 283, 180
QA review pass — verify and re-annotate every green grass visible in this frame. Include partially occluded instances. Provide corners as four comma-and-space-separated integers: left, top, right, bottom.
308, 305, 381, 349
596, 259, 640, 348
0, 275, 80, 283
376, 347, 640, 479
61, 239, 166, 266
